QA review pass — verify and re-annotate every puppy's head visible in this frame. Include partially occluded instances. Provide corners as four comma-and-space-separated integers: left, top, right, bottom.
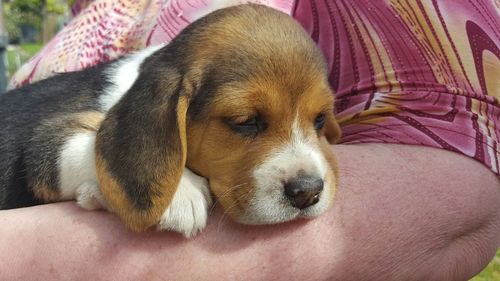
96, 4, 341, 230
184, 5, 341, 224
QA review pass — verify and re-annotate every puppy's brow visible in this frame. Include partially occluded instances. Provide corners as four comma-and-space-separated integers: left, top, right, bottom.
188, 70, 248, 120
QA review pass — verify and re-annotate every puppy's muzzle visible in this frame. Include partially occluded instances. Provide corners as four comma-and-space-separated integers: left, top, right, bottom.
284, 175, 324, 209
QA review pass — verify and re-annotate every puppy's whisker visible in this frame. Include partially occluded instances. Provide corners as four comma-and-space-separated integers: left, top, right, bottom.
209, 182, 248, 215
216, 182, 248, 198
210, 182, 247, 203
216, 190, 252, 232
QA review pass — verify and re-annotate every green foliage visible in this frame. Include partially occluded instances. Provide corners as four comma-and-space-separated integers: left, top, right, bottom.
6, 43, 43, 77
9, 0, 44, 29
4, 0, 42, 43
471, 250, 500, 281
46, 0, 66, 14
4, 0, 68, 43
10, 0, 44, 14
3, 4, 21, 43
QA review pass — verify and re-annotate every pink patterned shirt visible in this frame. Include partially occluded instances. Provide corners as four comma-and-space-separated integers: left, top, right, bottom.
9, 0, 500, 176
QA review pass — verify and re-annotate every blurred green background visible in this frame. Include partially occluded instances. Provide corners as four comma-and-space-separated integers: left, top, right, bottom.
2, 0, 70, 81
471, 251, 500, 281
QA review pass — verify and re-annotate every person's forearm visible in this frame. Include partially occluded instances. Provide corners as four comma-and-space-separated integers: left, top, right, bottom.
1, 144, 499, 281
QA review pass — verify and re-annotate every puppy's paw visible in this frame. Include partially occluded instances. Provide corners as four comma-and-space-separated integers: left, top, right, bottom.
76, 181, 107, 210
157, 169, 212, 238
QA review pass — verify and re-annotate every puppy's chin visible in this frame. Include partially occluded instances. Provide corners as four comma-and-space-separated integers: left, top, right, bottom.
227, 180, 334, 225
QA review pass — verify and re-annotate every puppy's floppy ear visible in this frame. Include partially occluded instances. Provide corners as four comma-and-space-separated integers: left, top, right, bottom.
325, 113, 342, 144
95, 67, 191, 231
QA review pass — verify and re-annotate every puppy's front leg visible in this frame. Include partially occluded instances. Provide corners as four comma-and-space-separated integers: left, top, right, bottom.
78, 167, 211, 237
157, 168, 212, 237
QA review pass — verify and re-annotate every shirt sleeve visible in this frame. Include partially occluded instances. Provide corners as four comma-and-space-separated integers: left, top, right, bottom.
293, 0, 500, 177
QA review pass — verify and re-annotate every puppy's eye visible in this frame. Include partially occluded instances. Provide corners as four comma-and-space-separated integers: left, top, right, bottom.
314, 113, 326, 131
224, 115, 267, 137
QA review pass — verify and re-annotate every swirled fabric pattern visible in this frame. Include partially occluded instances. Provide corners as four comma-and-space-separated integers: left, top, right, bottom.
9, 0, 500, 176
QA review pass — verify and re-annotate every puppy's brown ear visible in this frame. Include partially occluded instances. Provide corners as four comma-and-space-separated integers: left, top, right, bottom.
325, 113, 342, 144
95, 68, 190, 231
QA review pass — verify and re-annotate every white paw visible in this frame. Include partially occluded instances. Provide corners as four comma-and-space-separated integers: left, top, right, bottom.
157, 168, 212, 238
76, 181, 107, 210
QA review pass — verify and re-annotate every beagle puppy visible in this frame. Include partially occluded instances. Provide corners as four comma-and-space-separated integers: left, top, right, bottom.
0, 4, 341, 237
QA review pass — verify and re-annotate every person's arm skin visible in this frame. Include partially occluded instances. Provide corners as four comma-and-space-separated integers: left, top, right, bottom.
1, 144, 499, 281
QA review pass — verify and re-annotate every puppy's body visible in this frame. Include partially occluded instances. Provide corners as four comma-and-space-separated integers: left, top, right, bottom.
0, 5, 341, 237
0, 66, 108, 208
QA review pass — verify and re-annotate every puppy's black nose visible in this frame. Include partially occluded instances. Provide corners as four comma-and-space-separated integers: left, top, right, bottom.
284, 176, 323, 209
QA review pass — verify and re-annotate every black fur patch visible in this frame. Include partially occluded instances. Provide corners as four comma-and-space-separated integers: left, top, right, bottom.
0, 65, 110, 209
96, 68, 183, 211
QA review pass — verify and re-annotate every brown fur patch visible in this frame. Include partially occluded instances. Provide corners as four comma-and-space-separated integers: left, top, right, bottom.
95, 152, 150, 231
325, 117, 342, 144
32, 183, 60, 202
73, 111, 104, 132
96, 149, 180, 231
319, 138, 339, 204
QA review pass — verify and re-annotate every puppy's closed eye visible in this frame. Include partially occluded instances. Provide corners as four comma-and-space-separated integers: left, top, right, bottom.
224, 115, 268, 138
